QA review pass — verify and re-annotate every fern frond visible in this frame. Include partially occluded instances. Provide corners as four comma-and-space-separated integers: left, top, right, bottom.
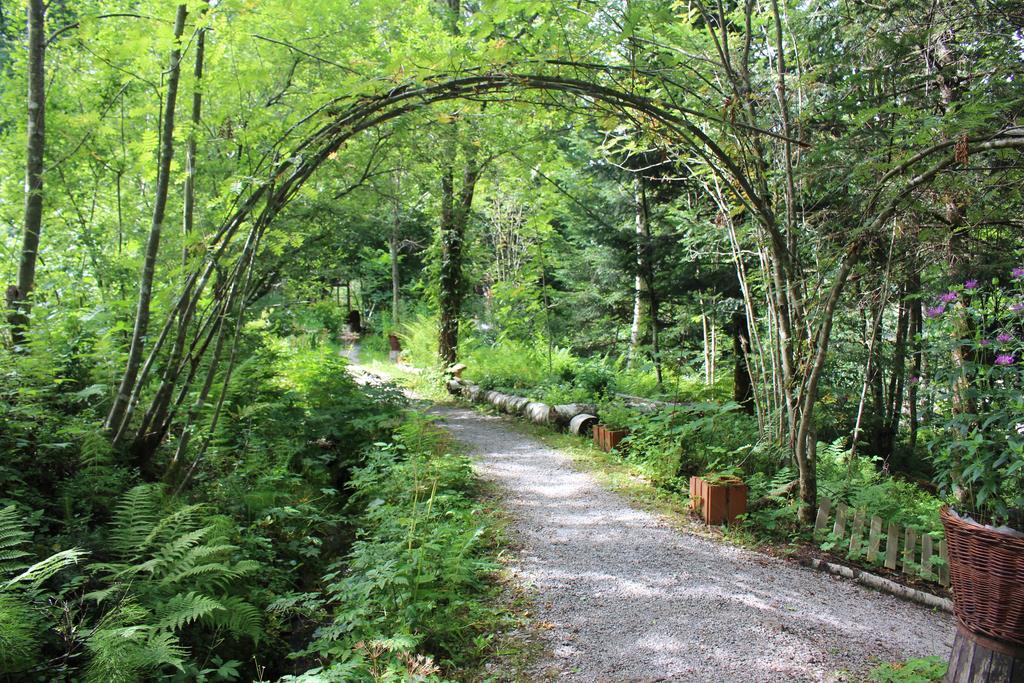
5, 548, 87, 589
143, 527, 213, 577
109, 485, 163, 558
143, 504, 205, 548
0, 592, 39, 671
85, 624, 187, 682
84, 601, 185, 683
160, 562, 233, 589
210, 595, 262, 639
0, 505, 32, 575
142, 630, 188, 672
154, 591, 224, 632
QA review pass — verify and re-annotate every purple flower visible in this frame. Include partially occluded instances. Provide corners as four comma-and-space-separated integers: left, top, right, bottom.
1011, 303, 1024, 313
908, 375, 921, 386
938, 291, 959, 303
1013, 267, 1024, 279
995, 353, 1015, 366
964, 279, 979, 290
981, 339, 992, 346
997, 332, 1014, 343
925, 305, 946, 318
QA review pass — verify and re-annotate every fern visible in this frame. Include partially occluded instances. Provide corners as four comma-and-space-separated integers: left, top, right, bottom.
85, 602, 188, 683
108, 484, 163, 559
5, 548, 87, 589
0, 504, 86, 590
0, 506, 32, 573
0, 592, 38, 673
154, 591, 224, 631
211, 595, 263, 639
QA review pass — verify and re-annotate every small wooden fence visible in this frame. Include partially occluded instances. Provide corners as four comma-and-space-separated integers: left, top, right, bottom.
813, 497, 949, 587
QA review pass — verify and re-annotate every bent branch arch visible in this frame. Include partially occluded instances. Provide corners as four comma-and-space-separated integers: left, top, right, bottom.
107, 65, 1024, 497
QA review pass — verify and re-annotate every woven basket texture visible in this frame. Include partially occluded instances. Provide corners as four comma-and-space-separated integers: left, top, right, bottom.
941, 505, 1024, 646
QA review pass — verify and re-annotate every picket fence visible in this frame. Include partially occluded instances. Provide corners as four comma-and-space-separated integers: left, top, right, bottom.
813, 497, 949, 587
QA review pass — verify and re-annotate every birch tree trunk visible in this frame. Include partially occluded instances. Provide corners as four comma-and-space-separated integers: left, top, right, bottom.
390, 175, 401, 326
8, 0, 45, 346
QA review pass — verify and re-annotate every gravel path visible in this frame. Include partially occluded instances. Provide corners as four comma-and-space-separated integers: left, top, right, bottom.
429, 404, 953, 682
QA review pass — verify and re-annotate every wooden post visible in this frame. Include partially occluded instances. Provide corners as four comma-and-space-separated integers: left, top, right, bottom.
921, 533, 934, 581
814, 497, 832, 537
885, 522, 900, 570
867, 515, 883, 564
938, 539, 950, 587
903, 527, 918, 574
833, 503, 849, 540
849, 510, 866, 559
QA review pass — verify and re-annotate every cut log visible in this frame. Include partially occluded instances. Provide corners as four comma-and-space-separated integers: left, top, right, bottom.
507, 396, 530, 414
614, 392, 688, 413
569, 413, 598, 436
551, 403, 597, 427
524, 401, 552, 424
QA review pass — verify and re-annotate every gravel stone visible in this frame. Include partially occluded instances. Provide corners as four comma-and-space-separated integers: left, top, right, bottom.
431, 404, 953, 682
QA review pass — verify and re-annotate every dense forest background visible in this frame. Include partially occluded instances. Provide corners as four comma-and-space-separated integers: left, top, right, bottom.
1, 0, 1022, 680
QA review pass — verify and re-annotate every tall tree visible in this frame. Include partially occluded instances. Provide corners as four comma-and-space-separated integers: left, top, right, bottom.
435, 0, 480, 365
7, 0, 45, 346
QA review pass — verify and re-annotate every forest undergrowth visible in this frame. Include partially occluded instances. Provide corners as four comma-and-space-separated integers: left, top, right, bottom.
1, 313, 508, 682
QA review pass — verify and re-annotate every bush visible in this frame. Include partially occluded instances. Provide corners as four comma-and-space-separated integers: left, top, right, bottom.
289, 417, 502, 682
621, 402, 760, 490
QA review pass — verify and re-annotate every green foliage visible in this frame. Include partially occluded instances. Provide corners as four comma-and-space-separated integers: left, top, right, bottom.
0, 592, 39, 673
868, 656, 948, 683
922, 273, 1024, 527
596, 401, 638, 431
817, 439, 943, 535
0, 317, 471, 681
621, 402, 760, 490
295, 417, 503, 681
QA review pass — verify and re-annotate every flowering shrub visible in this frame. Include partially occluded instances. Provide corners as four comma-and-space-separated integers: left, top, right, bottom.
923, 268, 1024, 528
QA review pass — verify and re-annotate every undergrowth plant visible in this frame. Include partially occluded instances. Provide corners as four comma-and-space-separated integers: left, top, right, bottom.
287, 416, 505, 682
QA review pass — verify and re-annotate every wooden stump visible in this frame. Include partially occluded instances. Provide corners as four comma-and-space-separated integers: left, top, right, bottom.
946, 625, 1024, 682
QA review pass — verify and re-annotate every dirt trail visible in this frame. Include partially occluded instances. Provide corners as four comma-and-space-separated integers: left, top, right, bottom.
428, 403, 953, 682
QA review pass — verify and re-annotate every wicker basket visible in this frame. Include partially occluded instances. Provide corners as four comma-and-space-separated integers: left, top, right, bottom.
940, 506, 1024, 646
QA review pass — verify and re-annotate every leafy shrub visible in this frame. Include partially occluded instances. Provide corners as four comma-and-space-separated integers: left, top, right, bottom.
291, 417, 502, 681
817, 439, 943, 535
622, 402, 759, 490
922, 272, 1024, 527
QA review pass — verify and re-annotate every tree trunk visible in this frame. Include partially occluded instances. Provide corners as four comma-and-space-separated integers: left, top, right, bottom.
634, 174, 661, 384
8, 0, 45, 346
908, 271, 923, 451
436, 0, 477, 367
883, 292, 911, 461
132, 9, 209, 455
390, 230, 400, 326
627, 272, 642, 369
106, 4, 187, 441
732, 310, 755, 413
437, 151, 478, 366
